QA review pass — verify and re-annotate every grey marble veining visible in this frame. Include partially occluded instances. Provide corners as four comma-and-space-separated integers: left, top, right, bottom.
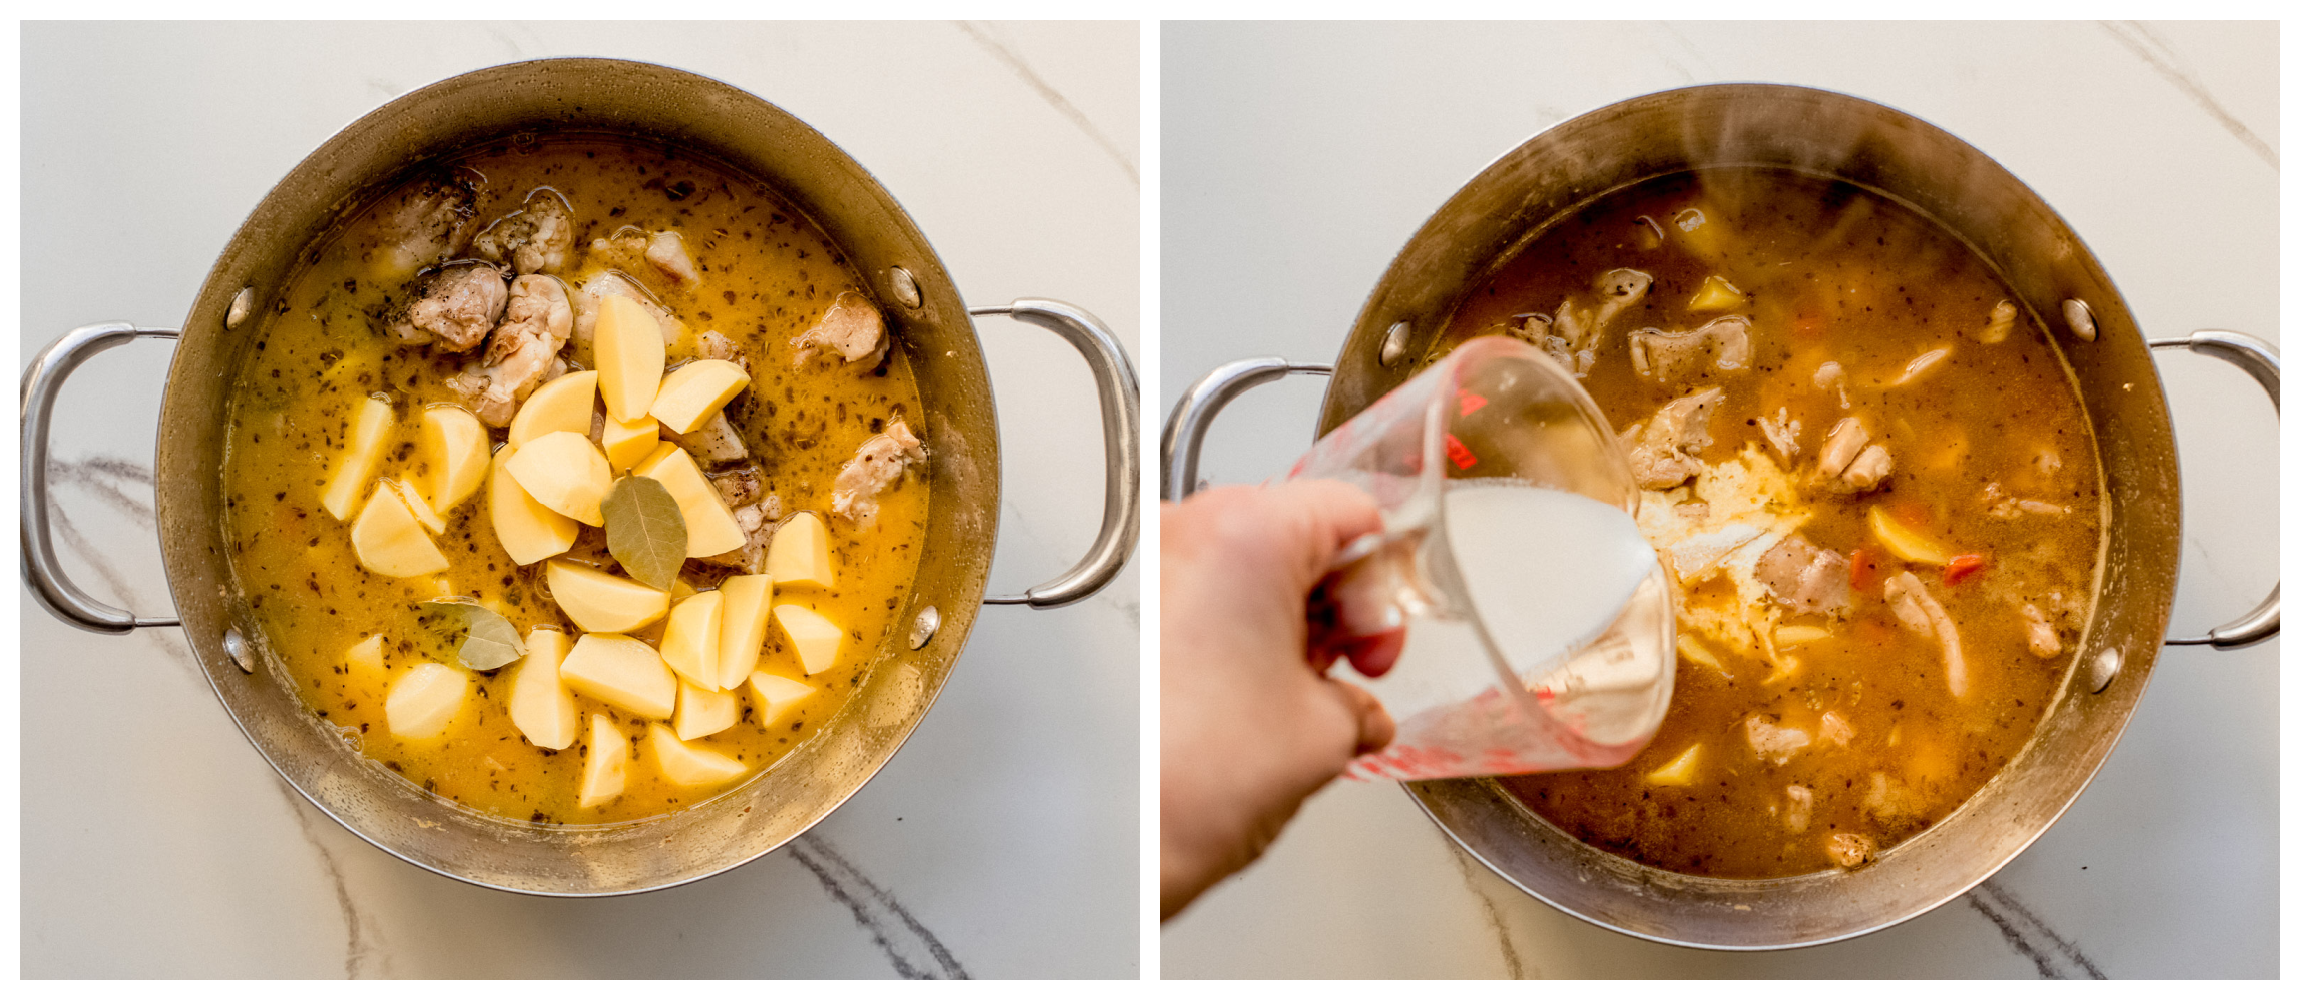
21, 20, 1139, 979
1159, 20, 2275, 978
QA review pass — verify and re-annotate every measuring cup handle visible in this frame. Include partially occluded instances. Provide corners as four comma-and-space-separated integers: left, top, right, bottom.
971, 299, 1141, 609
21, 322, 182, 634
1159, 357, 1330, 500
2151, 330, 2277, 649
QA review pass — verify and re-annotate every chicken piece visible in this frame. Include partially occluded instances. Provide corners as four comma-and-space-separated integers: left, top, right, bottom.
760, 493, 785, 523
2021, 602, 2063, 658
1744, 715, 1812, 765
388, 262, 509, 351
1620, 387, 1723, 490
694, 329, 750, 377
1591, 268, 1652, 331
1825, 832, 1877, 869
1783, 785, 1814, 834
792, 290, 889, 368
684, 411, 750, 465
1819, 712, 1854, 747
1531, 269, 1650, 377
1978, 299, 2018, 344
1628, 315, 1753, 383
708, 465, 763, 509
371, 170, 479, 279
1983, 481, 2071, 519
1756, 407, 1801, 460
644, 231, 700, 286
1548, 301, 1595, 375
1814, 416, 1891, 494
1861, 772, 1921, 830
1882, 571, 1969, 698
831, 419, 925, 523
472, 188, 574, 275
1755, 534, 1853, 618
1813, 360, 1850, 409
444, 274, 574, 426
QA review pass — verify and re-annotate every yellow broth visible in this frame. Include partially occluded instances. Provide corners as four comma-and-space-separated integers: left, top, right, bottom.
1428, 168, 2104, 877
221, 137, 928, 826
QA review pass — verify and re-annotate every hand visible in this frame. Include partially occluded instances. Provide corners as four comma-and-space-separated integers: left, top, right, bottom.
1160, 479, 1396, 920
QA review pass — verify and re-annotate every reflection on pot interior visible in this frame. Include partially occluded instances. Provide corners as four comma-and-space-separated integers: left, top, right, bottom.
1425, 168, 2104, 878
221, 135, 930, 826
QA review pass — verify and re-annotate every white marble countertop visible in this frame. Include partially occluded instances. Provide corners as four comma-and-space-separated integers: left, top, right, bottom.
20, 21, 1139, 978
1158, 21, 2278, 978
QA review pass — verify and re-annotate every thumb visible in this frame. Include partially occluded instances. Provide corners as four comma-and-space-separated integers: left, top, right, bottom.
1322, 677, 1396, 758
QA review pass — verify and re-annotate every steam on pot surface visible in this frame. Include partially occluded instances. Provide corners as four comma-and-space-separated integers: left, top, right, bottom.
1424, 167, 2104, 879
220, 135, 932, 827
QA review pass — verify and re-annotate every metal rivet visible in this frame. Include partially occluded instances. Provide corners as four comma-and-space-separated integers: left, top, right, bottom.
889, 267, 922, 310
909, 606, 941, 650
2062, 299, 2097, 342
226, 287, 255, 331
223, 628, 253, 674
1379, 321, 1411, 366
2088, 647, 2121, 693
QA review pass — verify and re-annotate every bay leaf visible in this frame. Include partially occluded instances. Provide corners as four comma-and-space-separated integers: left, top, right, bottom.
425, 598, 527, 673
602, 475, 687, 592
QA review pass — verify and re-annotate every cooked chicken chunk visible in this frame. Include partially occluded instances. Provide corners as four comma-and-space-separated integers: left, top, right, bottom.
388, 261, 508, 351
1825, 832, 1877, 869
444, 274, 573, 426
1755, 534, 1853, 618
1620, 387, 1723, 490
694, 329, 750, 376
683, 412, 749, 465
1814, 416, 1892, 494
472, 188, 574, 275
1819, 712, 1854, 747
1812, 360, 1850, 409
1744, 715, 1812, 765
2021, 602, 2063, 658
708, 465, 763, 509
1783, 784, 1814, 833
1756, 407, 1801, 460
1628, 315, 1752, 382
831, 419, 925, 523
371, 170, 479, 279
793, 290, 889, 368
645, 231, 699, 286
1535, 268, 1652, 377
1883, 571, 1969, 698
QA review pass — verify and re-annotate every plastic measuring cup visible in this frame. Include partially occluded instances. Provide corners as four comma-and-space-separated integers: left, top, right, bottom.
1166, 335, 1676, 780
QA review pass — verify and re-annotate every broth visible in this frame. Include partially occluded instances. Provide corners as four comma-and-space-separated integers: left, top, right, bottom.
221, 136, 928, 826
1428, 168, 2104, 878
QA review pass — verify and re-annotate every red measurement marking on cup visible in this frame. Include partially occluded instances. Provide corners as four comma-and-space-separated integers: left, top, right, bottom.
1457, 389, 1489, 416
1445, 434, 1478, 470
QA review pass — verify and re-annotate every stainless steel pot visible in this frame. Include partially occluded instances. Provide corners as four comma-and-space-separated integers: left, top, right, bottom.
21, 58, 1139, 896
1163, 83, 2275, 949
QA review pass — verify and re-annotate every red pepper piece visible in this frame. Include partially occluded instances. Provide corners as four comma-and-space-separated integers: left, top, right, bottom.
1944, 553, 1986, 585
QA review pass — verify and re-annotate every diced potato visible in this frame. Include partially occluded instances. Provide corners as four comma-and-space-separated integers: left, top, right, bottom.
545, 560, 669, 634
595, 294, 666, 422
320, 396, 395, 521
351, 482, 451, 577
1646, 744, 1702, 786
1671, 204, 1725, 262
600, 411, 660, 472
648, 359, 752, 435
421, 404, 490, 511
632, 443, 746, 557
558, 633, 677, 720
1688, 275, 1748, 312
1773, 624, 1833, 648
508, 370, 601, 447
385, 662, 469, 739
716, 574, 775, 689
674, 680, 741, 741
765, 511, 834, 588
660, 591, 725, 690
646, 723, 748, 788
1868, 505, 1952, 565
505, 431, 612, 526
488, 443, 579, 565
389, 479, 445, 534
774, 604, 843, 676
344, 634, 386, 677
507, 628, 579, 750
578, 713, 628, 809
746, 671, 818, 730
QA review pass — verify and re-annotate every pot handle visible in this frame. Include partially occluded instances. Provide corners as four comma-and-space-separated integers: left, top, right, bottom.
21, 322, 184, 634
2152, 330, 2277, 650
1159, 357, 1332, 500
970, 299, 1141, 609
